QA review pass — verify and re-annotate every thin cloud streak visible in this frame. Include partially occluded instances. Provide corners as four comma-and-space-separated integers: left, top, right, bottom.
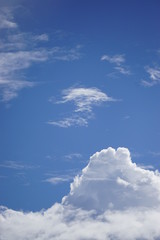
44, 175, 73, 185
48, 116, 88, 128
101, 54, 125, 66
0, 161, 38, 170
65, 153, 82, 160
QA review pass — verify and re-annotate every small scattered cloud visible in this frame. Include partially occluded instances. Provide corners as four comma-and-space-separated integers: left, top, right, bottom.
141, 66, 160, 87
114, 66, 131, 75
1, 147, 160, 239
48, 115, 88, 128
101, 54, 130, 75
49, 87, 116, 127
0, 8, 17, 29
33, 33, 49, 42
44, 175, 73, 185
0, 161, 38, 170
101, 54, 125, 66
65, 153, 82, 160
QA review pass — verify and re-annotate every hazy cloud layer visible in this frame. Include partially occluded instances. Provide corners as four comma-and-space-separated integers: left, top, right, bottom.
1, 147, 160, 240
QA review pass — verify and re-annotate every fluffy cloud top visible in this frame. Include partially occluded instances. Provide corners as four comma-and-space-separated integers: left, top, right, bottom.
1, 147, 160, 240
63, 147, 160, 211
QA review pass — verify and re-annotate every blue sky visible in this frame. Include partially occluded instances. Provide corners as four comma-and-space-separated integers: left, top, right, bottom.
0, 0, 160, 216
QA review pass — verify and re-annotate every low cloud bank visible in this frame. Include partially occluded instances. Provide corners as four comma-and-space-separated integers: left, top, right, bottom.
1, 147, 160, 240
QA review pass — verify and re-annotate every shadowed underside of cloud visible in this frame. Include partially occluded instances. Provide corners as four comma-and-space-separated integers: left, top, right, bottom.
1, 147, 160, 240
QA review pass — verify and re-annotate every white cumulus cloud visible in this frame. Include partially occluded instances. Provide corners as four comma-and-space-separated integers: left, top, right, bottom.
63, 147, 160, 211
1, 147, 160, 240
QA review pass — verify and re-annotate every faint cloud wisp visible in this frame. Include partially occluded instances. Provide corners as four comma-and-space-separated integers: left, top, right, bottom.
101, 54, 131, 75
142, 66, 160, 87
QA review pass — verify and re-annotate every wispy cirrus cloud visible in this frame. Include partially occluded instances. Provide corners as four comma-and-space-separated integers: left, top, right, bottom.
142, 66, 160, 87
65, 153, 82, 160
50, 45, 82, 61
0, 50, 49, 75
56, 87, 114, 112
0, 8, 17, 29
0, 160, 38, 170
48, 115, 88, 128
33, 33, 49, 42
44, 175, 73, 185
0, 8, 82, 103
0, 80, 35, 102
114, 66, 131, 75
149, 151, 160, 157
101, 54, 131, 75
101, 54, 125, 65
48, 87, 116, 127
